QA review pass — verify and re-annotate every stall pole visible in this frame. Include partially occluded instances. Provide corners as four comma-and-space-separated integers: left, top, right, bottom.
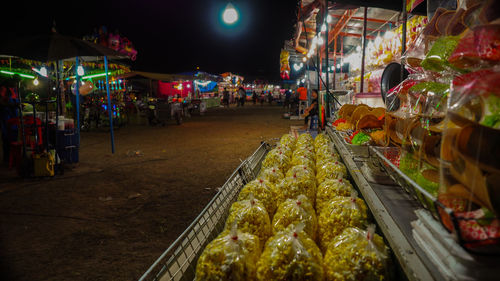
401, 0, 408, 82
340, 36, 344, 82
333, 36, 337, 90
360, 7, 368, 93
75, 56, 80, 144
104, 56, 115, 154
324, 0, 330, 125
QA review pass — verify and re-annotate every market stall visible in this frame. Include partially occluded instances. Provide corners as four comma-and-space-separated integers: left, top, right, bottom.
138, 0, 500, 280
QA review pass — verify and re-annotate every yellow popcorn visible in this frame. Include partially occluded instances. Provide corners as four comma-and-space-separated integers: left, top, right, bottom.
291, 155, 316, 171
324, 226, 389, 281
286, 164, 316, 179
316, 161, 347, 185
318, 191, 368, 251
316, 178, 354, 212
278, 175, 316, 206
238, 178, 278, 216
315, 154, 339, 171
297, 133, 314, 146
292, 148, 315, 163
272, 195, 318, 240
280, 133, 297, 150
275, 144, 293, 158
225, 196, 272, 247
195, 228, 260, 281
262, 149, 291, 173
256, 223, 324, 281
315, 144, 334, 159
258, 167, 284, 186
314, 134, 331, 152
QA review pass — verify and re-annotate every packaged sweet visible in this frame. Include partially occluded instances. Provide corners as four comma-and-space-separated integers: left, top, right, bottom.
278, 174, 316, 205
316, 161, 347, 185
272, 195, 318, 240
275, 144, 293, 158
438, 68, 500, 252
318, 191, 368, 251
316, 178, 354, 212
421, 35, 461, 72
256, 223, 324, 281
286, 165, 316, 180
195, 227, 261, 281
297, 133, 314, 146
258, 166, 284, 186
292, 147, 316, 162
238, 178, 278, 216
262, 148, 291, 173
291, 155, 316, 171
280, 133, 297, 150
323, 225, 389, 281
314, 134, 331, 151
225, 196, 272, 247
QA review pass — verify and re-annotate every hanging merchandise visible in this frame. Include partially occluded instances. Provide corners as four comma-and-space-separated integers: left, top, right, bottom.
280, 49, 290, 80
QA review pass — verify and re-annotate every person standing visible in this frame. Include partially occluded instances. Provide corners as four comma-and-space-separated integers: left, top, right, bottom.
252, 91, 257, 105
223, 88, 230, 108
284, 90, 291, 109
238, 87, 246, 107
267, 91, 273, 105
302, 89, 319, 130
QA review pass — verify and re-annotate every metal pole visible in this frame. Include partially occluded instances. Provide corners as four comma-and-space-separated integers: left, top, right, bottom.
401, 0, 408, 82
360, 7, 368, 93
333, 36, 337, 90
104, 56, 115, 154
324, 0, 329, 125
75, 56, 80, 144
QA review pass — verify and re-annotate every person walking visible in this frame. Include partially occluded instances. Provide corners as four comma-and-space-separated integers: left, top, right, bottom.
267, 91, 273, 105
252, 91, 257, 105
284, 89, 291, 109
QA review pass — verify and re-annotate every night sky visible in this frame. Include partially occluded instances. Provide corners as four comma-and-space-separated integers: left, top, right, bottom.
2, 0, 298, 80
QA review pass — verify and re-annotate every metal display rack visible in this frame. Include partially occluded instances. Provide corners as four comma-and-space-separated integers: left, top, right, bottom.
138, 142, 270, 281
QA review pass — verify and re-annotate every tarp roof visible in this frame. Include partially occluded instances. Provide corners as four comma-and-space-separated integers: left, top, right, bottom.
119, 71, 193, 82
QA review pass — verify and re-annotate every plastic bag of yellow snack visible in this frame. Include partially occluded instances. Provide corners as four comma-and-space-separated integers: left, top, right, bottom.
297, 133, 314, 146
275, 143, 293, 158
256, 223, 324, 281
225, 195, 272, 247
318, 190, 368, 251
316, 161, 347, 185
324, 225, 389, 281
238, 178, 278, 216
258, 167, 284, 186
291, 155, 316, 171
286, 164, 316, 179
278, 174, 316, 205
195, 226, 261, 281
314, 134, 331, 152
292, 146, 315, 161
272, 194, 318, 240
262, 149, 291, 173
280, 133, 297, 150
316, 178, 354, 212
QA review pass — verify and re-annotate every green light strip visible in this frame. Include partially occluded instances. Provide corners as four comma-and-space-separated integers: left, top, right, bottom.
82, 72, 112, 79
0, 70, 35, 79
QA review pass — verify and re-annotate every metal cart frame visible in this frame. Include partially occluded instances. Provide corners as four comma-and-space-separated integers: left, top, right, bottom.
139, 142, 271, 281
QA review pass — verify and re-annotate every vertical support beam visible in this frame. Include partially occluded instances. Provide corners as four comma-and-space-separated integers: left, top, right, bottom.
75, 57, 80, 144
333, 36, 337, 90
360, 7, 368, 93
324, 0, 329, 126
104, 56, 115, 154
340, 35, 344, 83
401, 0, 408, 82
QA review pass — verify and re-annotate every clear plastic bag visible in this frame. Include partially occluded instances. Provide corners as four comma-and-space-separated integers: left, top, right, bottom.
258, 166, 285, 186
292, 146, 316, 162
316, 178, 354, 212
256, 223, 324, 281
314, 133, 331, 152
278, 173, 317, 205
275, 143, 293, 159
225, 195, 272, 247
280, 133, 297, 150
195, 227, 261, 281
291, 155, 316, 172
286, 165, 316, 181
316, 161, 347, 185
262, 148, 291, 173
272, 195, 318, 240
438, 67, 500, 252
238, 178, 278, 216
323, 225, 389, 281
318, 190, 368, 251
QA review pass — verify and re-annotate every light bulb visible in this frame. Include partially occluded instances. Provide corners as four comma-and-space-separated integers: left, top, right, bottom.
33, 78, 39, 86
321, 24, 326, 32
40, 67, 47, 77
317, 37, 324, 45
327, 15, 332, 23
337, 64, 340, 68
77, 65, 85, 76
222, 3, 238, 24
356, 46, 361, 52
302, 57, 306, 62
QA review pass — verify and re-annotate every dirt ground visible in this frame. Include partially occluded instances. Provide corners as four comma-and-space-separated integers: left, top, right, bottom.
0, 104, 302, 281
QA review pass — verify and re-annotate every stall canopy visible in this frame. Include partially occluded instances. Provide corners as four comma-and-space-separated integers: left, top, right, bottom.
119, 71, 192, 82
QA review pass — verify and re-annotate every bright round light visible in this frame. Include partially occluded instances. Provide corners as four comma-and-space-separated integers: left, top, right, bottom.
317, 37, 324, 45
77, 65, 85, 76
33, 78, 39, 86
337, 64, 340, 68
321, 24, 326, 32
223, 4, 238, 25
356, 46, 361, 52
327, 15, 332, 23
302, 57, 306, 62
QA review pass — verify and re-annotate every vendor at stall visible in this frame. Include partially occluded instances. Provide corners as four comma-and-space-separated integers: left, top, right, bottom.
302, 89, 318, 129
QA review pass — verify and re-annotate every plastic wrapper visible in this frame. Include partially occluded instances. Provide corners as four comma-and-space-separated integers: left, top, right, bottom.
258, 166, 284, 186
318, 191, 368, 251
316, 178, 354, 212
297, 133, 314, 146
262, 148, 291, 173
323, 226, 389, 281
256, 223, 324, 281
292, 146, 315, 162
421, 35, 461, 72
438, 68, 500, 253
195, 227, 261, 281
278, 173, 316, 205
316, 161, 347, 185
275, 144, 293, 159
272, 195, 318, 240
350, 132, 371, 145
238, 178, 278, 216
225, 196, 272, 246
291, 155, 316, 171
314, 133, 331, 152
286, 165, 316, 181
280, 133, 297, 150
